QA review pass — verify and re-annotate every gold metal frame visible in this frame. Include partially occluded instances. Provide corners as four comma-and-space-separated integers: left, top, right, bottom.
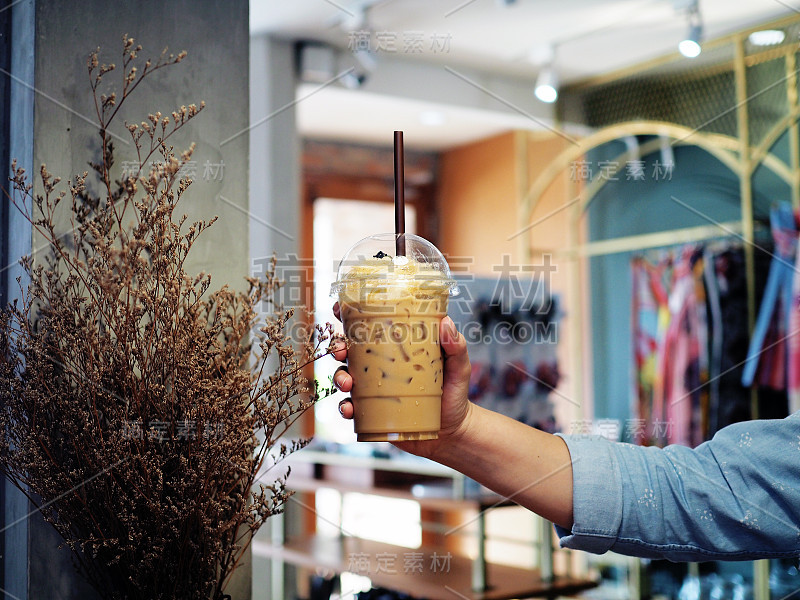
520, 15, 800, 599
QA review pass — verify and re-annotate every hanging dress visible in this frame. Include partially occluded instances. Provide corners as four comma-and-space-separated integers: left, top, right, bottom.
741, 203, 796, 391
660, 246, 707, 447
631, 254, 671, 445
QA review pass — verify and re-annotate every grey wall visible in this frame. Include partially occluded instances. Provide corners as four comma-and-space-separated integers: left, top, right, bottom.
32, 0, 250, 291
5, 0, 252, 598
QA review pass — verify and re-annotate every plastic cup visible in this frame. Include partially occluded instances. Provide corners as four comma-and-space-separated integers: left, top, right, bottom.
331, 233, 459, 442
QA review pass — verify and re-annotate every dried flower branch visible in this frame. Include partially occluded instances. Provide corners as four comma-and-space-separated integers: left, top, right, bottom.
0, 35, 339, 600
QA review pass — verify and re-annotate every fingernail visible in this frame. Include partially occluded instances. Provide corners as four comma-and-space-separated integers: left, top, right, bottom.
443, 316, 458, 342
338, 400, 347, 416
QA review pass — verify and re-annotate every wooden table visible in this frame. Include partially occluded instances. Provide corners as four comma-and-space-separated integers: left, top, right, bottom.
254, 534, 597, 600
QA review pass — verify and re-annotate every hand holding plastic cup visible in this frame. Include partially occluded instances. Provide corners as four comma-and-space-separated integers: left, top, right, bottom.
331, 233, 459, 442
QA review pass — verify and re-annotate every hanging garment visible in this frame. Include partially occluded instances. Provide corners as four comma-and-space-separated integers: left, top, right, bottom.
633, 242, 771, 446
704, 246, 754, 434
703, 246, 723, 433
788, 238, 800, 413
660, 246, 708, 447
741, 204, 796, 390
631, 255, 671, 445
692, 251, 710, 442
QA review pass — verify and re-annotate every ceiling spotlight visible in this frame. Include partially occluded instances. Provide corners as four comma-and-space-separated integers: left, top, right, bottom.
748, 29, 785, 46
534, 66, 559, 103
339, 47, 377, 89
678, 5, 702, 58
353, 47, 377, 72
659, 135, 675, 169
679, 29, 702, 58
340, 71, 367, 89
340, 6, 367, 31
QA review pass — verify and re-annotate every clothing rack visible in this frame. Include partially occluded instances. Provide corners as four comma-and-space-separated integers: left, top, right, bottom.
519, 121, 796, 421
544, 220, 745, 259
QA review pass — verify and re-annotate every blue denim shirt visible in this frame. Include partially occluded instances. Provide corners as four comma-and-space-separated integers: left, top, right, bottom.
555, 412, 800, 561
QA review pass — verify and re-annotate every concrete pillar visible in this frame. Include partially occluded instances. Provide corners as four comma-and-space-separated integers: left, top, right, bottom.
3, 1, 34, 597
248, 35, 300, 276
3, 0, 251, 597
248, 34, 302, 600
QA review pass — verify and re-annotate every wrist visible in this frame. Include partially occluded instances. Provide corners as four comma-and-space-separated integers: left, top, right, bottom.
429, 401, 479, 464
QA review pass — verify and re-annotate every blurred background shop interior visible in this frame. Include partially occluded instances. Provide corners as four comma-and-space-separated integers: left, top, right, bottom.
3, 1, 800, 599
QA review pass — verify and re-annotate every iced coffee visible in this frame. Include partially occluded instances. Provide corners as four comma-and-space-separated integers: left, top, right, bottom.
332, 234, 458, 442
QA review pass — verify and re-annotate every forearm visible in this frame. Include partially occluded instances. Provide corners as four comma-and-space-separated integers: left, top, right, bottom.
430, 402, 574, 529
557, 413, 800, 561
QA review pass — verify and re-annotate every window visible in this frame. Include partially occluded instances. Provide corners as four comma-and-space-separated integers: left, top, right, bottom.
312, 197, 417, 443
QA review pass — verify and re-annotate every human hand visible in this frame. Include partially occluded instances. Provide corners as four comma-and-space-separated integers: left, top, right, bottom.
331, 303, 473, 460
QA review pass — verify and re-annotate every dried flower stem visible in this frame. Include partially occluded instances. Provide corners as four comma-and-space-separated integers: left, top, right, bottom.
0, 36, 340, 600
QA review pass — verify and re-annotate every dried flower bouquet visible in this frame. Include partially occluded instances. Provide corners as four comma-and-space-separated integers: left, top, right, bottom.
0, 37, 337, 600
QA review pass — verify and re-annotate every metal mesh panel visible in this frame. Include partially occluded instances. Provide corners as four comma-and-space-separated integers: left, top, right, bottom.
562, 18, 800, 145
565, 43, 738, 137
746, 57, 788, 147
577, 67, 737, 137
796, 50, 800, 108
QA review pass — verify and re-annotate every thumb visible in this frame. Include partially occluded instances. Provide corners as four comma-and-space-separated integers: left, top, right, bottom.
440, 316, 461, 350
440, 316, 469, 377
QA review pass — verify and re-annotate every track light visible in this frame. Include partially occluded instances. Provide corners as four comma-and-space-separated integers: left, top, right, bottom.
679, 24, 702, 57
659, 135, 675, 169
623, 136, 640, 162
678, 4, 702, 58
340, 6, 366, 31
340, 47, 377, 89
534, 66, 558, 103
340, 70, 367, 89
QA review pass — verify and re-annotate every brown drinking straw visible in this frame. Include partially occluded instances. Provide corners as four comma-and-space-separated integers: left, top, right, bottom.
394, 130, 406, 256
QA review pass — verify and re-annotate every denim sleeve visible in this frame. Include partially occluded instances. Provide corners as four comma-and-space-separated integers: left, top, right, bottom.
554, 413, 800, 561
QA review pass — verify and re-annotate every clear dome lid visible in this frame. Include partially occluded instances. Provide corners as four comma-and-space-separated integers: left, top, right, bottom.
330, 233, 459, 297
